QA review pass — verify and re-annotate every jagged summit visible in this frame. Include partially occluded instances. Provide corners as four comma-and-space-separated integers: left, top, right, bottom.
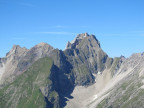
6, 45, 28, 57
31, 42, 54, 52
11, 45, 27, 52
66, 33, 100, 49
4, 43, 53, 58
35, 42, 51, 47
76, 32, 89, 39
70, 32, 90, 44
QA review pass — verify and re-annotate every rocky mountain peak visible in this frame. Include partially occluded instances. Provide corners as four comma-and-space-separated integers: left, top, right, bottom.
12, 45, 21, 49
76, 32, 89, 39
66, 33, 100, 49
35, 42, 49, 47
22, 42, 54, 63
6, 45, 28, 57
33, 42, 54, 51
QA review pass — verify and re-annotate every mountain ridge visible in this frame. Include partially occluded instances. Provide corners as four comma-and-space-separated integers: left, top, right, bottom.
0, 33, 144, 108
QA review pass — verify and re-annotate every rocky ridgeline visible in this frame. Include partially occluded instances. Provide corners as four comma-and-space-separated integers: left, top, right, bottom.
1, 33, 142, 108
0, 43, 54, 85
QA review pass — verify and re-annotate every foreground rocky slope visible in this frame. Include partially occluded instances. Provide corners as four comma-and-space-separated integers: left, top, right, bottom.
68, 53, 144, 108
94, 53, 144, 108
0, 33, 143, 108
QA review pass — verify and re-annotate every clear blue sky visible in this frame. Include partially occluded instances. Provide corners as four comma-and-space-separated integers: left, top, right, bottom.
0, 0, 144, 58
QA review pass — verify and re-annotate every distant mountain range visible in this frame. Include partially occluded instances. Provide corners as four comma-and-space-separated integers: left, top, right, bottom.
0, 33, 144, 108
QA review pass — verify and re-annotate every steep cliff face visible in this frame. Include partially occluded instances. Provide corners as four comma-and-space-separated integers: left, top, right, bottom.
64, 33, 115, 85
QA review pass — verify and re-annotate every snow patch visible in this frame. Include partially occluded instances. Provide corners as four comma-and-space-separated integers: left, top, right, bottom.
98, 72, 101, 75
93, 95, 98, 100
141, 85, 144, 89
140, 79, 144, 89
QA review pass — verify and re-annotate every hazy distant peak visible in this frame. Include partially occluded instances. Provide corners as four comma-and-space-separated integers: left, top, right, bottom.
32, 42, 54, 51
36, 42, 50, 47
37, 42, 47, 45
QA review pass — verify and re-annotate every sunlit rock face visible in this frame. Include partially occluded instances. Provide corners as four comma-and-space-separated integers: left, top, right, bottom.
1, 33, 144, 108
0, 43, 54, 85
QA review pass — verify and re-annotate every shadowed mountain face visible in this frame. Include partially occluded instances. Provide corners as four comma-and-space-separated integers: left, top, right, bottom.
0, 33, 143, 108
64, 33, 113, 85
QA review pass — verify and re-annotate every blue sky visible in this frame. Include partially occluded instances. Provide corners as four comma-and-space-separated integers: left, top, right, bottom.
0, 0, 144, 58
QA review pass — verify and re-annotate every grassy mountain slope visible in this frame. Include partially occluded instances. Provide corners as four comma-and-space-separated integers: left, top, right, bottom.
0, 57, 59, 108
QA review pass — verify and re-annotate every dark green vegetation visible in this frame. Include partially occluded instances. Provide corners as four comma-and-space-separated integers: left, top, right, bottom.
0, 57, 59, 108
